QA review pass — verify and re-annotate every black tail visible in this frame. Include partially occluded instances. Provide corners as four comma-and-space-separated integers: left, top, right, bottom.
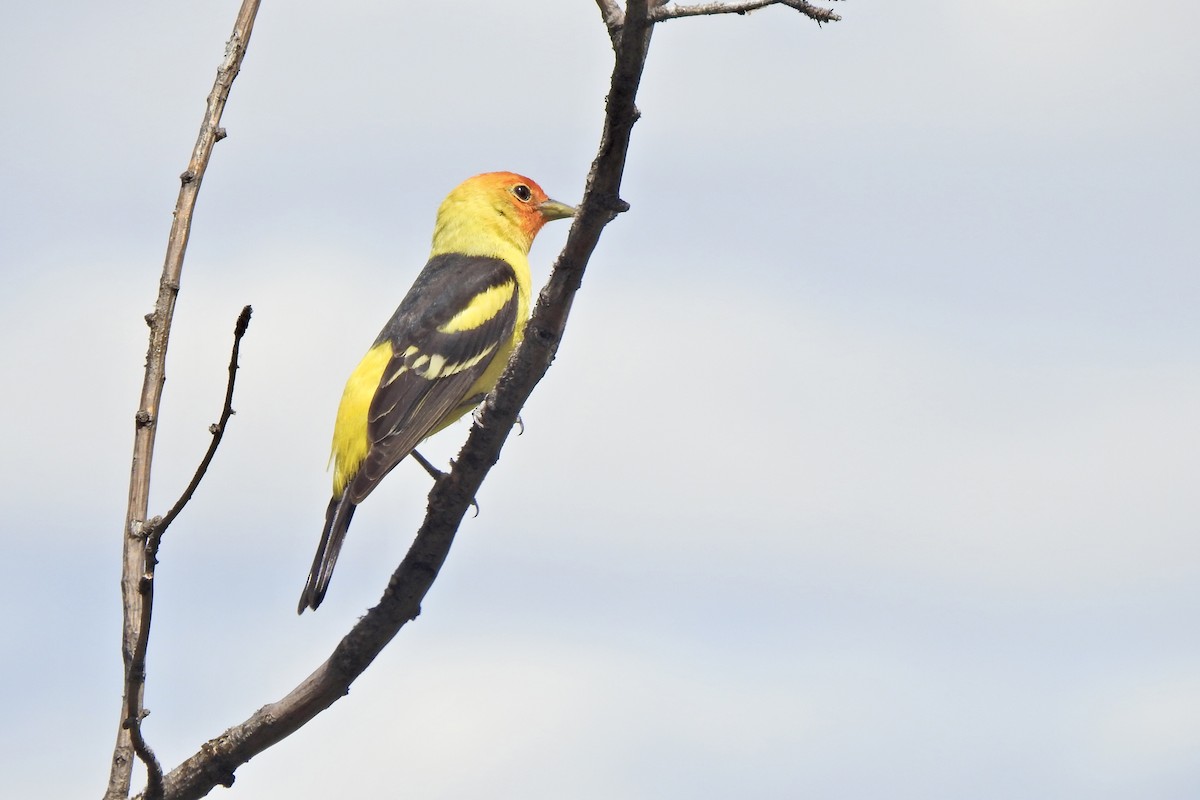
297, 493, 357, 613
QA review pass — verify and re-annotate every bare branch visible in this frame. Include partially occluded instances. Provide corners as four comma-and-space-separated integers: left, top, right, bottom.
652, 0, 842, 24
153, 305, 253, 538
106, 2, 262, 799
595, 0, 625, 44
117, 306, 252, 800
126, 719, 163, 800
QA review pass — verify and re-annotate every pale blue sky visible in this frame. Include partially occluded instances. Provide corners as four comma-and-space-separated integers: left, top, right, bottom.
2, 1, 1198, 797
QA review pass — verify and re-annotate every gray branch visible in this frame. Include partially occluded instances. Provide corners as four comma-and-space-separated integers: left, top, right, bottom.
106, 3, 262, 799
651, 0, 842, 23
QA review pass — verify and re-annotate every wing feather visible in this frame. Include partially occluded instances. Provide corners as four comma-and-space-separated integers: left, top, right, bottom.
345, 253, 519, 504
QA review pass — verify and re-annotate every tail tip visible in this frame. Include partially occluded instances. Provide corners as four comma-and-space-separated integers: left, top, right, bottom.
297, 583, 325, 615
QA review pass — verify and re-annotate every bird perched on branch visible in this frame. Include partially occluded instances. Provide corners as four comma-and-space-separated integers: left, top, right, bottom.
298, 172, 575, 613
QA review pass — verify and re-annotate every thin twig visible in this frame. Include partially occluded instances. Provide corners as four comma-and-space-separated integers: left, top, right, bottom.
153, 305, 253, 538
106, 3, 262, 799
779, 0, 843, 24
651, 0, 842, 23
119, 306, 252, 800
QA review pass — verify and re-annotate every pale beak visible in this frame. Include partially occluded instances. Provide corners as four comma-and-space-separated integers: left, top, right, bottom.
538, 198, 577, 221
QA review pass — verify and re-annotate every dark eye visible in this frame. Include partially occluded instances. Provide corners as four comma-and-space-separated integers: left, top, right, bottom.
512, 184, 532, 202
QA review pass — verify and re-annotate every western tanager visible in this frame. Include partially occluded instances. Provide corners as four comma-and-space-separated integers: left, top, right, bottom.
298, 172, 575, 613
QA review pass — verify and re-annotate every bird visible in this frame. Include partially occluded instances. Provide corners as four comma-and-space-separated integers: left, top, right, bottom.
297, 172, 575, 613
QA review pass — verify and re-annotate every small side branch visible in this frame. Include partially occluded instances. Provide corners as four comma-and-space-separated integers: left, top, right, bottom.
122, 305, 251, 800
651, 0, 842, 24
154, 305, 253, 538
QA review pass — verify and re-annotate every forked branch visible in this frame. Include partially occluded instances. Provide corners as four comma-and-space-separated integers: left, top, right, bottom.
106, 2, 262, 799
651, 0, 842, 24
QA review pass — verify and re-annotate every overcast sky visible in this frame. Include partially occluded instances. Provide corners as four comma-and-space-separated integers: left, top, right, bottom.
2, 1, 1199, 798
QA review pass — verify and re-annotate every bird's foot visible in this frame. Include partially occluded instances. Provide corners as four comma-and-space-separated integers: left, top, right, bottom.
411, 450, 479, 516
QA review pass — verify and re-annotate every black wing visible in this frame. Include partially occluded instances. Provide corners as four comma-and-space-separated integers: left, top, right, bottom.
344, 253, 520, 504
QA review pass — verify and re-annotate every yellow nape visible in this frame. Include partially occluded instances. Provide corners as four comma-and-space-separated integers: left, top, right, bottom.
330, 342, 392, 497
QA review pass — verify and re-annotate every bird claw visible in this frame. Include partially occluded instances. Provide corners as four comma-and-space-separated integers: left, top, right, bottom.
468, 398, 523, 436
